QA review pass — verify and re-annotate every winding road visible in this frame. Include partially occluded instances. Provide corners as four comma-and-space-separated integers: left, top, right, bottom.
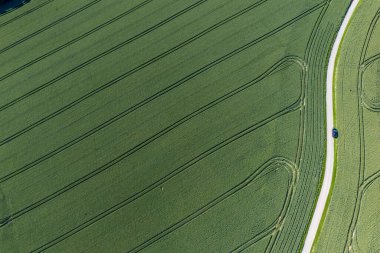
302, 0, 360, 252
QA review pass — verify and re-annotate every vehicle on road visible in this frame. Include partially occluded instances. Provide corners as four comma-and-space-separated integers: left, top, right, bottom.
332, 128, 339, 138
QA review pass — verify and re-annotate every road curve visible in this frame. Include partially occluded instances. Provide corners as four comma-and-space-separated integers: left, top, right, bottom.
302, 0, 360, 252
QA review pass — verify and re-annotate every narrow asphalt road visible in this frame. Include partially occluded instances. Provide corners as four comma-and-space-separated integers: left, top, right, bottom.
302, 0, 360, 252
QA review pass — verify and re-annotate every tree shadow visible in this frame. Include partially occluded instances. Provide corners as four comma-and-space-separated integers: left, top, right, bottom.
0, 0, 30, 15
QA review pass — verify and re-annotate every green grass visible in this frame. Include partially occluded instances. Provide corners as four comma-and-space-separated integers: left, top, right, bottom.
0, 0, 351, 252
314, 1, 380, 252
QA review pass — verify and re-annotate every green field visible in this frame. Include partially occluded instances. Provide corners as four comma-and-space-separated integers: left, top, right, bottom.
314, 1, 380, 252
0, 0, 351, 252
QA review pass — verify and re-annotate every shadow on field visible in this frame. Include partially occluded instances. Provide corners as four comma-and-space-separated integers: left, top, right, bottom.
0, 0, 30, 15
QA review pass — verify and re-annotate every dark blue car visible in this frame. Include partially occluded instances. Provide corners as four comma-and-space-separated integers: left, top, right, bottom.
332, 128, 339, 138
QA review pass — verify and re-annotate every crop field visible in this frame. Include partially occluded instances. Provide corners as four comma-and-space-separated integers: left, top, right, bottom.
314, 1, 380, 252
0, 0, 350, 252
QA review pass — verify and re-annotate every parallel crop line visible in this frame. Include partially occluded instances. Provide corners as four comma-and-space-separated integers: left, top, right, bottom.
284, 25, 325, 249
0, 0, 209, 144
0, 0, 103, 54
0, 0, 154, 82
0, 57, 301, 224
30, 104, 301, 252
0, 0, 260, 114
0, 0, 268, 182
0, 0, 56, 28
0, 0, 320, 149
0, 0, 206, 112
258, 2, 328, 250
290, 25, 333, 252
